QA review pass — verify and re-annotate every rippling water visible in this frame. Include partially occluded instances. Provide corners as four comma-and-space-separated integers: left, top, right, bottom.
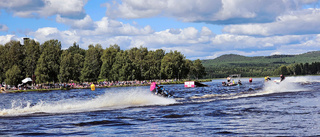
1, 76, 320, 136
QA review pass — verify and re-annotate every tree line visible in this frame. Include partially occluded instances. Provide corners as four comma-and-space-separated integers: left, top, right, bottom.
205, 64, 276, 78
274, 62, 320, 76
205, 62, 320, 79
202, 52, 320, 78
0, 39, 206, 86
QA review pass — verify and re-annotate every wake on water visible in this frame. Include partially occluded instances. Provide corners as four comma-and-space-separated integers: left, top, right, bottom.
0, 76, 316, 116
0, 88, 176, 116
189, 76, 312, 102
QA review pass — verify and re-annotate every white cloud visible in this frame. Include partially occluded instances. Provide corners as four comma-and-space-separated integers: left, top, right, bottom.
0, 0, 87, 19
275, 34, 320, 54
2, 0, 317, 60
29, 27, 80, 47
126, 26, 214, 49
78, 17, 154, 36
24, 19, 319, 60
0, 34, 16, 45
81, 36, 133, 49
201, 34, 318, 59
211, 34, 310, 49
26, 17, 155, 49
104, 0, 319, 24
105, 0, 166, 19
0, 0, 44, 17
56, 14, 94, 30
223, 9, 320, 36
41, 0, 87, 19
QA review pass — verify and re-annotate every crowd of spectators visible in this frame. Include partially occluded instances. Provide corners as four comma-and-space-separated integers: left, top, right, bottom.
1, 79, 177, 91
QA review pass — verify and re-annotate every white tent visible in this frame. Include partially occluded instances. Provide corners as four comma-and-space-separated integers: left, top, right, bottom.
22, 78, 32, 83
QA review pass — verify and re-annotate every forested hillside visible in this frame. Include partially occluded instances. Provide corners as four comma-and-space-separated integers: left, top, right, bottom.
202, 51, 320, 78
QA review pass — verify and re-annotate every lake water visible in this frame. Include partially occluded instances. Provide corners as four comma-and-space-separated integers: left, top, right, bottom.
1, 76, 320, 136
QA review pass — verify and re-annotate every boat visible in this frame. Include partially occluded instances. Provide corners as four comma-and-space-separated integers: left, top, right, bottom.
222, 74, 242, 86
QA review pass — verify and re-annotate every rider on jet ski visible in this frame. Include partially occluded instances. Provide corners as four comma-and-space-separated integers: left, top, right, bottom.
150, 81, 172, 97
150, 81, 159, 94
280, 74, 285, 82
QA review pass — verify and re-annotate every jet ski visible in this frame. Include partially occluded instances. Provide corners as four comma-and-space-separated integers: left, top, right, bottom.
154, 86, 173, 98
222, 74, 242, 87
222, 82, 240, 86
273, 79, 282, 84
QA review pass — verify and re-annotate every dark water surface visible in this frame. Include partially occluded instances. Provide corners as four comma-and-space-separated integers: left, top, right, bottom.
1, 76, 320, 136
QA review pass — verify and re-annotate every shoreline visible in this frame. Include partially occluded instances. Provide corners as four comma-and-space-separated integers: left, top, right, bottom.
1, 79, 212, 93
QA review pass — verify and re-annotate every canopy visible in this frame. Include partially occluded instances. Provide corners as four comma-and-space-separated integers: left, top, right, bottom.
22, 78, 32, 83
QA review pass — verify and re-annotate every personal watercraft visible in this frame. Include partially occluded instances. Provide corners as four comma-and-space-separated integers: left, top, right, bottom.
222, 82, 241, 86
222, 74, 242, 87
154, 86, 173, 98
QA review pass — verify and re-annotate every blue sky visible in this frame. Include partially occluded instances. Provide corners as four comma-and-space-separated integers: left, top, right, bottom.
1, 0, 320, 60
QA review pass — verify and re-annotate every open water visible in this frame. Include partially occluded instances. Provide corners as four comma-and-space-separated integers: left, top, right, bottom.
1, 76, 320, 136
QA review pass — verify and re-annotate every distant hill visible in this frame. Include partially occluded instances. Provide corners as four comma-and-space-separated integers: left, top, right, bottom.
202, 51, 320, 78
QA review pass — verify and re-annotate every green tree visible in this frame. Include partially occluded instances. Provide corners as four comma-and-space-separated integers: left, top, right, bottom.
303, 63, 309, 75
67, 42, 86, 56
128, 46, 148, 80
144, 49, 165, 80
59, 50, 73, 83
0, 40, 25, 83
154, 49, 166, 79
173, 50, 186, 80
67, 42, 85, 82
72, 53, 84, 82
35, 39, 62, 83
293, 63, 302, 75
4, 40, 25, 75
111, 50, 133, 81
5, 65, 22, 86
23, 39, 40, 77
184, 59, 193, 79
99, 44, 120, 81
161, 52, 174, 79
192, 59, 206, 79
81, 44, 103, 82
280, 65, 289, 75
161, 50, 186, 80
0, 44, 6, 82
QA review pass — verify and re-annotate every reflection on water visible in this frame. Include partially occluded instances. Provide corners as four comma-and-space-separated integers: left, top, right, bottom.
0, 76, 320, 136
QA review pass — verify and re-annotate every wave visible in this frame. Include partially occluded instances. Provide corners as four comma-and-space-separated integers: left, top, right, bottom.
0, 88, 176, 116
284, 76, 320, 83
189, 77, 311, 103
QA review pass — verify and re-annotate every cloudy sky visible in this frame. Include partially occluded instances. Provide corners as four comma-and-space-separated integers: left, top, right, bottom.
1, 0, 320, 60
